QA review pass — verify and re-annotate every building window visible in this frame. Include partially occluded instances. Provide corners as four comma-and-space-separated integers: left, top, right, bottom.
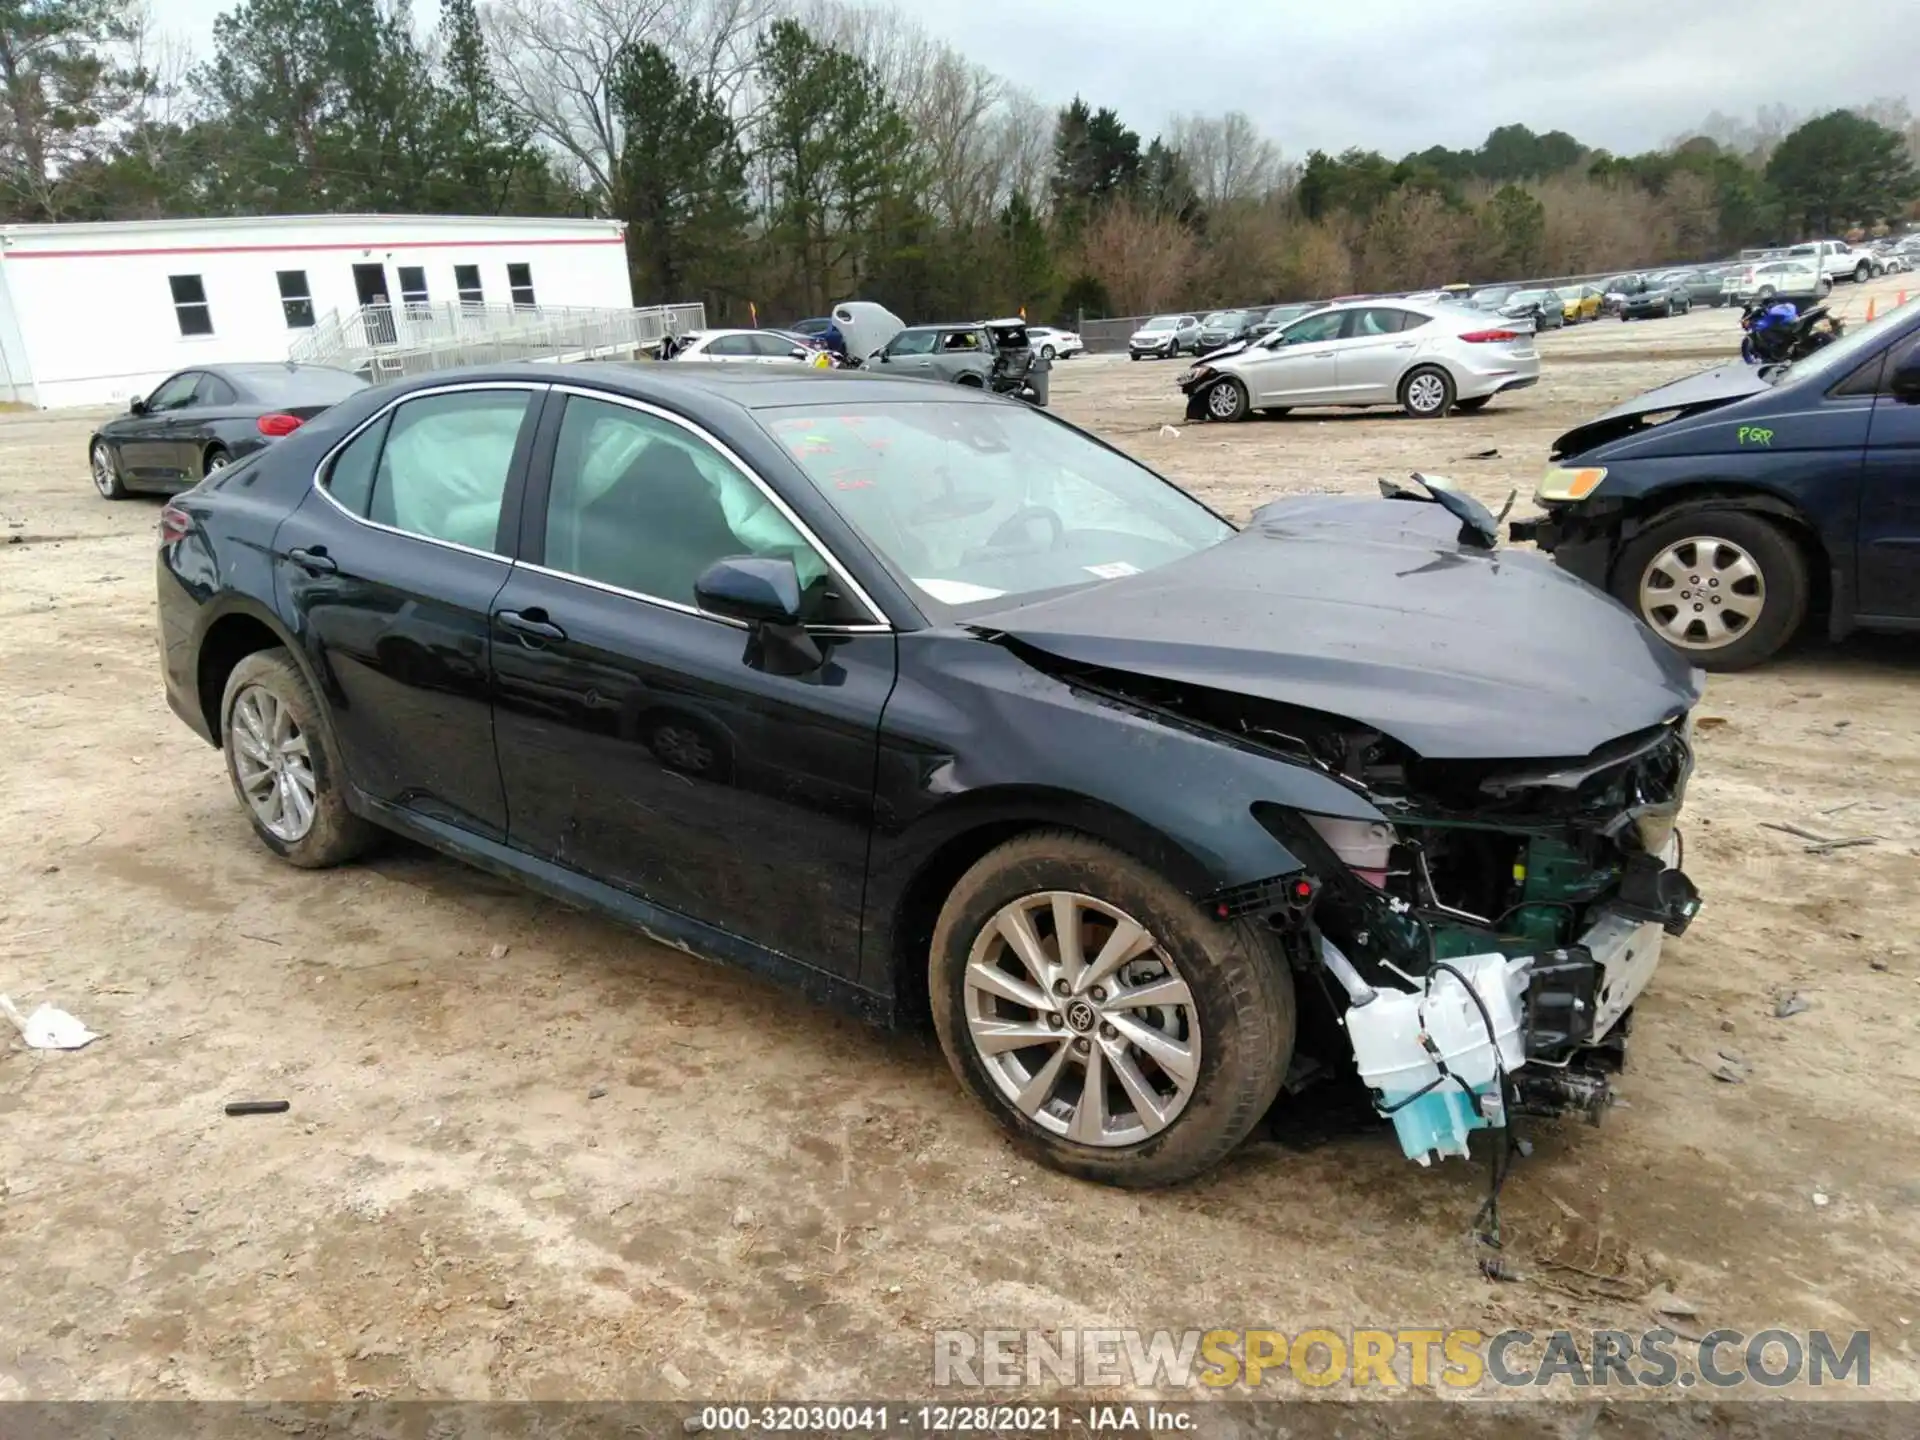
276, 270, 314, 329
398, 266, 429, 311
170, 275, 212, 336
507, 262, 536, 308
454, 264, 484, 307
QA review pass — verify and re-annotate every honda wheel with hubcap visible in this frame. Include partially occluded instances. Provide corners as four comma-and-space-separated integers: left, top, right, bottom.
1611, 508, 1808, 671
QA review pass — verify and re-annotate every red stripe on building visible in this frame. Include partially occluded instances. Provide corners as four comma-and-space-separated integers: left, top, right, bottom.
3, 235, 627, 261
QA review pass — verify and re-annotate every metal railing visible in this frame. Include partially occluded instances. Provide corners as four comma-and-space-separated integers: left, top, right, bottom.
288, 300, 709, 380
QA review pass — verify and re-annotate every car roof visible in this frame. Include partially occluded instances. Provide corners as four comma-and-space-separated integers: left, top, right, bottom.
218, 362, 358, 379
366, 361, 1010, 414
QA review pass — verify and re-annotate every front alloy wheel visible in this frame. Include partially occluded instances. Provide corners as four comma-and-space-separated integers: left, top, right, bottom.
963, 891, 1199, 1146
1613, 508, 1809, 671
930, 832, 1294, 1187
1204, 378, 1247, 421
91, 441, 128, 499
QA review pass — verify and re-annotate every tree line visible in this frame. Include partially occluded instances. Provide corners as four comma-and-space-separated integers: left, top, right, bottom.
3, 0, 1917, 326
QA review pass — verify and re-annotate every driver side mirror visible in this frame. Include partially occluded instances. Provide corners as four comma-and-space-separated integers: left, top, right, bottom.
1891, 349, 1920, 405
695, 555, 823, 676
130, 397, 149, 415
790, 347, 809, 360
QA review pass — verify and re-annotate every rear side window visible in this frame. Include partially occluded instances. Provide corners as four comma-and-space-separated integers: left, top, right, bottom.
324, 412, 392, 517
705, 333, 756, 357
194, 374, 238, 406
364, 391, 534, 551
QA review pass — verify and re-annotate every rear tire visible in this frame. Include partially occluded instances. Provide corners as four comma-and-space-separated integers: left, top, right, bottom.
203, 445, 232, 477
1399, 365, 1454, 419
1610, 508, 1809, 672
220, 648, 379, 868
929, 831, 1295, 1188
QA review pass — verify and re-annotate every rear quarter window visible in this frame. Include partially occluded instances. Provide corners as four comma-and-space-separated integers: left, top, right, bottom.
324, 412, 391, 517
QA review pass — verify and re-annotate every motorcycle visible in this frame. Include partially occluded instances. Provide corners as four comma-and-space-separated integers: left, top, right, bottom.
1740, 299, 1844, 365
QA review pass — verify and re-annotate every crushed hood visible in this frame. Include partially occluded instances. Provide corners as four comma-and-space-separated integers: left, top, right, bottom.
1553, 363, 1769, 458
970, 495, 1702, 762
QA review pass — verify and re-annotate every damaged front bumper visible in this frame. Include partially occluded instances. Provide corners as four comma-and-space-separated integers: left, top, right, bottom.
1330, 834, 1698, 1166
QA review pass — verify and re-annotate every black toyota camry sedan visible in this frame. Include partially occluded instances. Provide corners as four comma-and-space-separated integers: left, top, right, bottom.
157, 363, 1703, 1187
91, 362, 367, 499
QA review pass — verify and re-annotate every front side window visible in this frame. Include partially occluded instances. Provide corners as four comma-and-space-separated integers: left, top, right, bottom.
750, 332, 799, 358
704, 333, 756, 357
147, 372, 201, 410
364, 390, 534, 551
763, 402, 1232, 610
1274, 311, 1346, 346
507, 262, 535, 307
170, 275, 212, 336
543, 396, 843, 616
454, 264, 484, 306
887, 331, 937, 356
277, 270, 314, 329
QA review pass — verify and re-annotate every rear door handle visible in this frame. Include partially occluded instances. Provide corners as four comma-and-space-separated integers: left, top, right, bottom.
1307, 351, 1333, 358
497, 608, 567, 644
286, 545, 337, 575
1393, 342, 1417, 349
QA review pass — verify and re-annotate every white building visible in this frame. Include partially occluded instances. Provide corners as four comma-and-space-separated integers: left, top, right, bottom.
0, 213, 634, 408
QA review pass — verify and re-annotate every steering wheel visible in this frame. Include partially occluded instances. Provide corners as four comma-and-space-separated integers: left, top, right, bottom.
985, 505, 1066, 552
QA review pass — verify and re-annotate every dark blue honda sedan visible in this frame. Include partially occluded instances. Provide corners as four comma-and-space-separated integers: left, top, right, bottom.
1514, 297, 1920, 669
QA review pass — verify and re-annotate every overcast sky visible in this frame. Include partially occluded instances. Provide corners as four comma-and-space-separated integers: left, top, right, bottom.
161, 0, 1912, 158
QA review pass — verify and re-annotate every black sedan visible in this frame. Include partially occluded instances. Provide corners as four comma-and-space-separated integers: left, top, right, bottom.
91, 363, 368, 499
1191, 309, 1259, 354
157, 364, 1702, 1187
1618, 275, 1694, 321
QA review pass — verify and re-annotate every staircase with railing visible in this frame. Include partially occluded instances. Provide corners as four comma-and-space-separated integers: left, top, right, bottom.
288, 300, 708, 379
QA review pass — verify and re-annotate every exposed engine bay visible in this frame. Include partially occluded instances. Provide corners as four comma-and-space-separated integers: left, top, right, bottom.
1036, 654, 1702, 1167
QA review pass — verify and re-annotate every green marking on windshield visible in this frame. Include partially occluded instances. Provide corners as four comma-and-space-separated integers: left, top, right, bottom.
1737, 425, 1774, 446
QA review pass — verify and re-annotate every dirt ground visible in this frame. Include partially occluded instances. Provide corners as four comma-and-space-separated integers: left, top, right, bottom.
2, 274, 1917, 1409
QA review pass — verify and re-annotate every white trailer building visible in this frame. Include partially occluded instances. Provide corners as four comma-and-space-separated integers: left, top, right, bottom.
0, 213, 635, 408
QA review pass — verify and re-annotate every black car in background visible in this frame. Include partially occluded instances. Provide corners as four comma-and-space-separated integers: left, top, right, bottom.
1192, 309, 1259, 354
1247, 303, 1319, 340
1497, 288, 1565, 329
91, 363, 368, 499
156, 362, 1701, 1188
1619, 274, 1695, 320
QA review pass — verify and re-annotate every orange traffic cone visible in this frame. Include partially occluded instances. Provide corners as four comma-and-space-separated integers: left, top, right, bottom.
1865, 297, 1876, 321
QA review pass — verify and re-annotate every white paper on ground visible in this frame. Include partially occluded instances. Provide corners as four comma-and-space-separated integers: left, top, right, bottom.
0, 994, 100, 1050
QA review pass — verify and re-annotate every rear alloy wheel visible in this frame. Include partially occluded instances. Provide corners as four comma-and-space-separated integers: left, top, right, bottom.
1400, 365, 1454, 419
930, 832, 1294, 1187
1613, 509, 1808, 671
1040, 344, 1056, 361
220, 648, 378, 867
90, 440, 128, 500
204, 446, 232, 474
1203, 377, 1249, 422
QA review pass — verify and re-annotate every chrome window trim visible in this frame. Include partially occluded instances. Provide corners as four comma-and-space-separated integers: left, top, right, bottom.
547, 383, 891, 631
309, 379, 547, 563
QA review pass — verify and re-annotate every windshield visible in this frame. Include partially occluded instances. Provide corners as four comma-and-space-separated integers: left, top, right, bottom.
1473, 287, 1517, 306
1202, 311, 1246, 326
1508, 290, 1548, 305
1144, 315, 1179, 328
1771, 295, 1919, 387
762, 402, 1233, 611
1264, 305, 1307, 323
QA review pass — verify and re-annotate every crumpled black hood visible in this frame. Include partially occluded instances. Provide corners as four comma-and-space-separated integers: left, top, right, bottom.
1553, 363, 1769, 457
970, 495, 1702, 762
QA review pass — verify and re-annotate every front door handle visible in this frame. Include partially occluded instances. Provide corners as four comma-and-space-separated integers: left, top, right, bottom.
286, 545, 337, 575
1393, 342, 1417, 349
1307, 351, 1333, 358
497, 608, 567, 644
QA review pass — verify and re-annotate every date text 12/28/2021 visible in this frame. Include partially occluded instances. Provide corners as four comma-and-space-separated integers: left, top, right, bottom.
693, 1405, 1184, 1433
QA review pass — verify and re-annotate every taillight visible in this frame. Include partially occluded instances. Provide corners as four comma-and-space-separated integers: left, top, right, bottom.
159, 502, 191, 546
1457, 329, 1521, 343
257, 412, 304, 437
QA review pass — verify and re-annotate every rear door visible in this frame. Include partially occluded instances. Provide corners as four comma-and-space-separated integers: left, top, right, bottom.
1334, 307, 1427, 402
1237, 309, 1346, 405
1858, 330, 1920, 619
271, 382, 546, 841
173, 372, 240, 480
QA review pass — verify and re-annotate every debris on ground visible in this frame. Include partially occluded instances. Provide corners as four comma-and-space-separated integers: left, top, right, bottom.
223, 1100, 290, 1117
588, 1085, 608, 1100
1813, 1192, 1830, 1208
1462, 447, 1500, 459
1646, 1287, 1701, 1319
1774, 993, 1811, 1019
488, 943, 511, 960
0, 994, 99, 1050
1158, 425, 1180, 439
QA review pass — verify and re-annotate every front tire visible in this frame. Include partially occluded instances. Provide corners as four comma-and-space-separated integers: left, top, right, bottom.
1854, 262, 1870, 284
1399, 365, 1454, 419
90, 440, 129, 499
929, 831, 1295, 1188
1202, 377, 1249, 422
220, 648, 378, 867
1611, 508, 1808, 671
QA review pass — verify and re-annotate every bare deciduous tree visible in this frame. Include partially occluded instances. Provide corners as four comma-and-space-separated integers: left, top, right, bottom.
482, 0, 773, 206
1076, 197, 1198, 313
1168, 110, 1281, 209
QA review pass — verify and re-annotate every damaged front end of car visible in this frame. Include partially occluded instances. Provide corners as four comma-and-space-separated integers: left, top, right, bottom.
1056, 659, 1700, 1165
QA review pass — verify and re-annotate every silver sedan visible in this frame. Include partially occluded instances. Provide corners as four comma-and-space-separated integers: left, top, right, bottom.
1177, 299, 1542, 421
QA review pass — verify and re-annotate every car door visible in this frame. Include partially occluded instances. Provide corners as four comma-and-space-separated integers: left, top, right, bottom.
1334, 307, 1427, 402
270, 382, 545, 842
748, 332, 805, 365
488, 386, 897, 977
1857, 332, 1920, 618
1236, 310, 1347, 405
170, 371, 239, 481
117, 372, 202, 482
878, 329, 936, 377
